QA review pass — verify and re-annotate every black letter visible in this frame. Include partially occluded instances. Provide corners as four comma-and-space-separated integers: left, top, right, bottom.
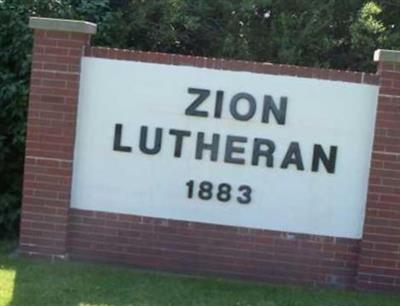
281, 142, 304, 170
113, 123, 132, 152
195, 132, 220, 161
262, 96, 287, 125
214, 90, 224, 118
185, 88, 210, 117
169, 129, 191, 158
225, 135, 247, 164
139, 126, 162, 155
312, 145, 338, 173
230, 93, 256, 121
252, 138, 275, 167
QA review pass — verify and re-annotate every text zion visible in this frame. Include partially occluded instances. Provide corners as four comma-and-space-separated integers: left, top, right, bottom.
113, 124, 338, 173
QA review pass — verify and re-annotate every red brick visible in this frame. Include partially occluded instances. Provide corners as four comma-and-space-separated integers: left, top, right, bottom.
66, 208, 359, 289
20, 27, 91, 257
85, 47, 368, 84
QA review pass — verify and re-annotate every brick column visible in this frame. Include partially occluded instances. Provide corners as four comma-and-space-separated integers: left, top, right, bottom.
19, 18, 96, 258
357, 49, 400, 291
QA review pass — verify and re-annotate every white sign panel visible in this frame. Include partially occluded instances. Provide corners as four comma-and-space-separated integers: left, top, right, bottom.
71, 57, 378, 239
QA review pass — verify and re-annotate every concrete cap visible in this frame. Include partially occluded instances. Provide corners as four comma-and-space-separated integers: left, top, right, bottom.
374, 49, 400, 63
29, 17, 97, 34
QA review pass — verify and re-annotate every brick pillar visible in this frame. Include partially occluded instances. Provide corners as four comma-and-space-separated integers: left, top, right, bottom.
357, 49, 400, 291
19, 18, 96, 258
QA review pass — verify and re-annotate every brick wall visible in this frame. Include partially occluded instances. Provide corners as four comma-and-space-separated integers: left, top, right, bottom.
85, 46, 378, 85
356, 55, 400, 292
68, 209, 359, 288
19, 26, 91, 257
20, 17, 400, 292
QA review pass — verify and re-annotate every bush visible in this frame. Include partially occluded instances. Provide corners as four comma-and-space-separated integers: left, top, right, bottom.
0, 1, 31, 239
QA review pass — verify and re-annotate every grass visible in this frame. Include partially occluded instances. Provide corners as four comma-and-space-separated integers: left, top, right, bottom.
0, 240, 399, 306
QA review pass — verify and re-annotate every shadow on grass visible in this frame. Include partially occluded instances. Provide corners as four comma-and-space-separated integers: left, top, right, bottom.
1, 241, 400, 306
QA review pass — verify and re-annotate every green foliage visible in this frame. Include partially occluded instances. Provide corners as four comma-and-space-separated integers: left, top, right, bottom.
92, 0, 399, 70
350, 1, 386, 71
0, 1, 31, 239
0, 0, 399, 238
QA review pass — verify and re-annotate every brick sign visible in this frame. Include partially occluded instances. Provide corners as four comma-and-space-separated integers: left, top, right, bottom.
72, 57, 377, 239
20, 17, 400, 292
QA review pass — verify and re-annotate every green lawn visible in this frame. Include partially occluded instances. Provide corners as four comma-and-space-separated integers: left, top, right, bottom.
0, 240, 399, 306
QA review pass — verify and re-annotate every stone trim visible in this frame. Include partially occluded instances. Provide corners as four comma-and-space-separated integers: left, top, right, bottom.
374, 49, 400, 63
29, 17, 97, 34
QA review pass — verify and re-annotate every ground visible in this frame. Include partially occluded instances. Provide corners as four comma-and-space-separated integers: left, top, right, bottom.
0, 240, 399, 306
